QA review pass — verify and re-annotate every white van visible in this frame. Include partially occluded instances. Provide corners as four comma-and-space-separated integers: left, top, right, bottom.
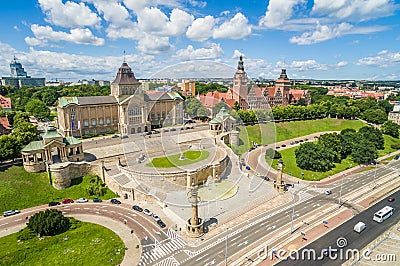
354, 222, 366, 233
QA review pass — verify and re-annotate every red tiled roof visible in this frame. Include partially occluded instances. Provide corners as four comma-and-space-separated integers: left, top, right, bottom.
224, 99, 236, 108
199, 91, 228, 108
0, 95, 11, 109
0, 117, 11, 130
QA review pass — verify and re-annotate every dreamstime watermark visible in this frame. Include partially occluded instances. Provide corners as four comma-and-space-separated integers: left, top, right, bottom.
256, 237, 397, 262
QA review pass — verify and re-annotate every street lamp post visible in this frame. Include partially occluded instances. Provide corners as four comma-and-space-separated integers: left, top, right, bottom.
290, 191, 295, 234
338, 174, 344, 207
372, 160, 378, 189
225, 227, 229, 265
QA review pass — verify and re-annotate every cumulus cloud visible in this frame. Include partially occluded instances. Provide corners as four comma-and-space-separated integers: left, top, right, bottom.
312, 0, 397, 21
213, 13, 252, 40
186, 15, 216, 41
259, 0, 306, 28
86, 0, 131, 26
38, 0, 101, 28
335, 61, 348, 67
175, 43, 224, 60
137, 34, 172, 54
289, 22, 353, 45
356, 50, 400, 67
290, 59, 328, 71
26, 24, 105, 46
232, 49, 244, 58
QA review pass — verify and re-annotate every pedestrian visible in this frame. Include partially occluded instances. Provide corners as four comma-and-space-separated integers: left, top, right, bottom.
131, 229, 134, 234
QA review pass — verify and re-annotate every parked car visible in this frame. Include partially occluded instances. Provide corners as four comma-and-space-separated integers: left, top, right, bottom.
387, 197, 395, 202
3, 210, 20, 217
93, 198, 102, 202
143, 209, 152, 216
77, 198, 88, 203
171, 128, 176, 131
157, 219, 166, 228
48, 201, 60, 207
325, 190, 332, 195
62, 198, 74, 204
152, 214, 161, 222
394, 155, 400, 160
110, 198, 121, 204
281, 144, 286, 147
112, 134, 119, 138
290, 142, 295, 145
132, 205, 143, 212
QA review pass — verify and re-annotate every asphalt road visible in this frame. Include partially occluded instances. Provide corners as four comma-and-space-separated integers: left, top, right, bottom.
278, 189, 400, 266
174, 160, 400, 266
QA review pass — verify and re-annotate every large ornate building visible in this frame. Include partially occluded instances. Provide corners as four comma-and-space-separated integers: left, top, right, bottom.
56, 61, 183, 137
198, 56, 310, 111
1, 57, 45, 88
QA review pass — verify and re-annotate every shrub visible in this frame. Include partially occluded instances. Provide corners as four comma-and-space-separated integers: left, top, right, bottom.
27, 209, 71, 236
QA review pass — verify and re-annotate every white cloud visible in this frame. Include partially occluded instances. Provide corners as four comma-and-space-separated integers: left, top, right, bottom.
259, 0, 306, 28
38, 0, 101, 28
335, 61, 348, 67
26, 24, 105, 46
164, 8, 194, 36
175, 43, 224, 60
137, 34, 172, 54
290, 60, 328, 71
213, 13, 252, 40
312, 0, 397, 21
357, 51, 400, 67
86, 0, 131, 26
137, 7, 169, 33
232, 49, 244, 59
186, 15, 216, 41
106, 22, 141, 40
289, 22, 353, 45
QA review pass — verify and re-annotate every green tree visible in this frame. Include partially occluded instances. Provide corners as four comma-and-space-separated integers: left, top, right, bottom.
317, 133, 342, 162
213, 101, 229, 115
381, 120, 400, 138
378, 100, 393, 114
351, 139, 378, 164
0, 135, 19, 161
295, 142, 335, 172
358, 126, 384, 150
185, 97, 202, 118
361, 108, 387, 124
27, 209, 71, 236
339, 128, 357, 158
12, 121, 39, 147
265, 148, 281, 159
12, 111, 29, 127
233, 101, 240, 111
25, 99, 50, 120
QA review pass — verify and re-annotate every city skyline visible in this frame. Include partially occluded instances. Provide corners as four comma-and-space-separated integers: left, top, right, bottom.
0, 0, 400, 81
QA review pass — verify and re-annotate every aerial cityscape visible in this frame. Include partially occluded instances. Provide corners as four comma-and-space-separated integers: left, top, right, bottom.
1, 1, 400, 266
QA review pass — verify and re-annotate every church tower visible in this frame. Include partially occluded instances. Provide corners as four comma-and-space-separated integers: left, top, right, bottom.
275, 69, 291, 105
110, 62, 141, 99
232, 55, 249, 102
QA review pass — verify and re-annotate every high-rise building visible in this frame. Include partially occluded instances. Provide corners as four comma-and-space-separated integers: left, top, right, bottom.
1, 57, 45, 88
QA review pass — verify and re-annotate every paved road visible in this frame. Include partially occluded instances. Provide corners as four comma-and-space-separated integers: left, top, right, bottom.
137, 160, 400, 266
278, 189, 400, 266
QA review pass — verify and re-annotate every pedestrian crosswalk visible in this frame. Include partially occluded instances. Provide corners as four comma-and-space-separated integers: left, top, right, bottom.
153, 256, 180, 266
139, 232, 187, 266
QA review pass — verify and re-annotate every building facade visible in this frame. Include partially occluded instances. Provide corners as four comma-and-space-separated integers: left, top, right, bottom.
201, 56, 310, 111
1, 57, 45, 88
388, 105, 400, 125
57, 61, 183, 137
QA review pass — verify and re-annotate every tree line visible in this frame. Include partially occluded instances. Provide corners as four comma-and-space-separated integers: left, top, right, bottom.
295, 127, 384, 172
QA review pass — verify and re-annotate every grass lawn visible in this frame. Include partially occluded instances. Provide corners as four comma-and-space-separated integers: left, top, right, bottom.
0, 166, 118, 213
146, 150, 210, 168
235, 118, 365, 155
0, 218, 125, 266
270, 147, 356, 181
269, 134, 400, 181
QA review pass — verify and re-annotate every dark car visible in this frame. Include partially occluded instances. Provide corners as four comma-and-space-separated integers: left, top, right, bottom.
110, 198, 121, 204
394, 155, 400, 160
281, 144, 286, 147
388, 197, 395, 202
132, 205, 143, 212
112, 134, 119, 138
93, 198, 102, 202
261, 175, 270, 181
62, 198, 74, 204
157, 219, 166, 228
48, 201, 60, 207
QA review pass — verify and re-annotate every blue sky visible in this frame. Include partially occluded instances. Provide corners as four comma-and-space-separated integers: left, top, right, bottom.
1, 0, 400, 81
